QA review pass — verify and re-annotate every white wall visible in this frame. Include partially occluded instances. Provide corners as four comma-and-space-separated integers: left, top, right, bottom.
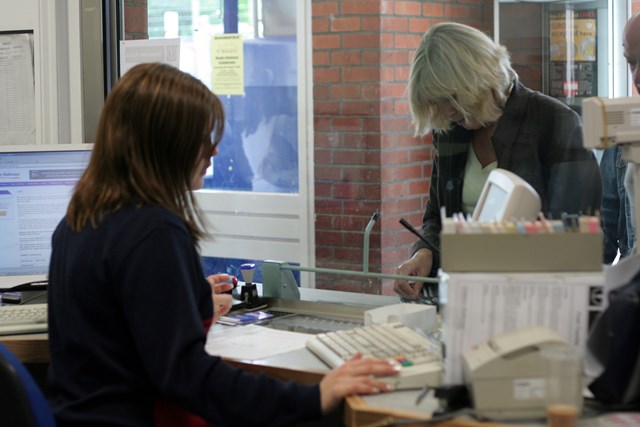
0, 0, 83, 145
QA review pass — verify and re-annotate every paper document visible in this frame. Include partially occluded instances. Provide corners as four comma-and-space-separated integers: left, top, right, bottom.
0, 33, 35, 145
120, 38, 180, 76
441, 271, 604, 384
205, 324, 310, 361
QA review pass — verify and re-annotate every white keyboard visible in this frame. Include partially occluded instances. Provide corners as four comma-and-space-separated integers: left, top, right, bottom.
306, 322, 443, 390
0, 303, 48, 335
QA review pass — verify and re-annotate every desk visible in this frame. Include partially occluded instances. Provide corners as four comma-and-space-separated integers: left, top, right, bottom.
0, 333, 48, 364
2, 289, 628, 427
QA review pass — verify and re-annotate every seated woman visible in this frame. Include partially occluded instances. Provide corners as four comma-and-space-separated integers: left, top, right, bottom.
393, 22, 602, 301
46, 63, 399, 427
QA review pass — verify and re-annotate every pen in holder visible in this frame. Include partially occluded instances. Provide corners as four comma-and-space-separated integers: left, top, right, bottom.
239, 263, 260, 308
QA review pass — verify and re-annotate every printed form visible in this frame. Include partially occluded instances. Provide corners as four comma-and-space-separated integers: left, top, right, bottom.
440, 271, 604, 384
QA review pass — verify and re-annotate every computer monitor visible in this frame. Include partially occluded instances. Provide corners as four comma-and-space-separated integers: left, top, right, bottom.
582, 96, 640, 150
472, 168, 541, 223
582, 95, 640, 252
0, 144, 93, 289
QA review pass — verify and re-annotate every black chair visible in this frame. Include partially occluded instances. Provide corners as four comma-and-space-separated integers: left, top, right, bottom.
0, 343, 55, 426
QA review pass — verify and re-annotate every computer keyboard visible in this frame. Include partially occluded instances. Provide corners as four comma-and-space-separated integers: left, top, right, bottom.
0, 303, 48, 335
306, 322, 443, 390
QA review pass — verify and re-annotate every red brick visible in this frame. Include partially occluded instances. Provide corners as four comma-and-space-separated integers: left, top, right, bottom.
394, 100, 410, 114
380, 67, 395, 81
381, 182, 411, 198
362, 84, 381, 98
314, 68, 341, 83
380, 50, 411, 65
331, 51, 362, 66
332, 117, 364, 131
444, 4, 470, 19
380, 102, 394, 115
316, 231, 345, 246
314, 101, 341, 115
313, 1, 339, 17
342, 33, 380, 49
333, 183, 363, 199
316, 164, 344, 180
313, 17, 330, 33
331, 16, 362, 32
341, 67, 380, 82
395, 33, 421, 49
394, 1, 422, 16
381, 17, 408, 32
362, 17, 382, 31
363, 183, 382, 199
409, 17, 429, 34
380, 83, 407, 98
314, 117, 332, 131
313, 34, 341, 49
124, 5, 148, 34
342, 100, 379, 115
381, 33, 394, 48
341, 1, 381, 15
313, 51, 330, 66
331, 84, 362, 99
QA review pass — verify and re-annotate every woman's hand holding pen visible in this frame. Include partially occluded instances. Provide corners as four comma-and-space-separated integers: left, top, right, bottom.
393, 249, 432, 299
319, 354, 400, 414
206, 274, 236, 322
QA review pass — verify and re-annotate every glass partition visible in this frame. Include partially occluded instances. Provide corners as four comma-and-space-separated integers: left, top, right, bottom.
131, 1, 625, 298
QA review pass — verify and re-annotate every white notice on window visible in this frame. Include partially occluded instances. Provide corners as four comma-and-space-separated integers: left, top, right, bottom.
440, 271, 604, 384
119, 38, 180, 77
0, 33, 35, 145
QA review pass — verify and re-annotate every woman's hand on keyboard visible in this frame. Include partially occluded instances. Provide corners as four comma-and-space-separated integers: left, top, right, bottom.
319, 353, 400, 414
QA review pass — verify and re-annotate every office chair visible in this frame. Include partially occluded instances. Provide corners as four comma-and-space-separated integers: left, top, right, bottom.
0, 343, 56, 426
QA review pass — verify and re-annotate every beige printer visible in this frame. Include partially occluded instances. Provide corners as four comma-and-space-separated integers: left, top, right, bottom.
463, 326, 574, 420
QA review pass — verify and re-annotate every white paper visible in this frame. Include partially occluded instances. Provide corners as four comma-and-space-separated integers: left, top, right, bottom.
441, 271, 604, 384
0, 33, 35, 144
119, 38, 180, 76
205, 324, 310, 361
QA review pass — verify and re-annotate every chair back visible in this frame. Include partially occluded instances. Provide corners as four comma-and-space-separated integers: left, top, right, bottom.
0, 343, 55, 427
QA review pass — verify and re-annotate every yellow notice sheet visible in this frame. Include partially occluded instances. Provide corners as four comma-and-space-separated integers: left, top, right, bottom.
211, 34, 244, 95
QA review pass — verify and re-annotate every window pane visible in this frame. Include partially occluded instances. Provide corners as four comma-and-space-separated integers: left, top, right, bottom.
148, 0, 299, 193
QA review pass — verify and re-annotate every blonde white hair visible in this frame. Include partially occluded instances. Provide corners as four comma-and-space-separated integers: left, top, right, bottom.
408, 22, 517, 135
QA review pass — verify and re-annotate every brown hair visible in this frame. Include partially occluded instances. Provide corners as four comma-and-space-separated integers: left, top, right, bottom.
66, 63, 224, 243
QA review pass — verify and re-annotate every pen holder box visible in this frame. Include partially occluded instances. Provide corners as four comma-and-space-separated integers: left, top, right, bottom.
441, 232, 603, 272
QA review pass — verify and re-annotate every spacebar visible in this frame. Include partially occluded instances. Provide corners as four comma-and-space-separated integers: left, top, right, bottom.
0, 323, 48, 336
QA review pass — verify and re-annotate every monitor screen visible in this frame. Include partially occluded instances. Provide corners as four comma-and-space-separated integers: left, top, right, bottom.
472, 168, 541, 223
476, 183, 509, 223
0, 144, 92, 289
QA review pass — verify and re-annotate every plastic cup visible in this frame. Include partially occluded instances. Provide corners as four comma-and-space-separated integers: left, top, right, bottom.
542, 345, 583, 427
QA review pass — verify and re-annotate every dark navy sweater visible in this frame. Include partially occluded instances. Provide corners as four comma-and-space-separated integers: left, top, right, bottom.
47, 204, 320, 426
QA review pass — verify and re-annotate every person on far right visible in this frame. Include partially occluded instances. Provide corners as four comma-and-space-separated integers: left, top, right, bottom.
611, 10, 640, 257
599, 145, 634, 263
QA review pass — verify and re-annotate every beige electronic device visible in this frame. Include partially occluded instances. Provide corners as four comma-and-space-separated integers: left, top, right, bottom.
463, 326, 572, 420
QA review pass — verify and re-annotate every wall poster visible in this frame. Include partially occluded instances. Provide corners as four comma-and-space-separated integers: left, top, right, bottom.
0, 30, 35, 145
548, 9, 597, 98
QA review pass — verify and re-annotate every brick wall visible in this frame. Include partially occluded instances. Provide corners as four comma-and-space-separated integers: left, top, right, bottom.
124, 0, 148, 40
311, 0, 494, 293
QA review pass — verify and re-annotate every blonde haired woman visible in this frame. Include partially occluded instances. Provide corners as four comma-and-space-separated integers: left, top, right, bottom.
394, 22, 601, 301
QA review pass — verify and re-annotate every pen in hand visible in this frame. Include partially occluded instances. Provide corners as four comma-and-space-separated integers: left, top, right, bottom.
399, 218, 430, 246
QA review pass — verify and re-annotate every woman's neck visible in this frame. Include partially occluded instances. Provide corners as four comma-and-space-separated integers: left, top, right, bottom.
470, 123, 498, 168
